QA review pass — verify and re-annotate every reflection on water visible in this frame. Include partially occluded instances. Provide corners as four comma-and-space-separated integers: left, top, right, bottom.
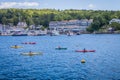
0, 34, 120, 80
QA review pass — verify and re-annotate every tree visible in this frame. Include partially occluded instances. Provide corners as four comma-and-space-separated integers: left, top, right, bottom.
26, 17, 34, 27
13, 16, 19, 26
0, 8, 120, 31
2, 17, 7, 25
110, 22, 120, 30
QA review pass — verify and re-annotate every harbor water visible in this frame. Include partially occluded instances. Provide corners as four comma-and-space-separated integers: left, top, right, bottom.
0, 34, 120, 80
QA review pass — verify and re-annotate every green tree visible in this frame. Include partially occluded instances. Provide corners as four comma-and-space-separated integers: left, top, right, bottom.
2, 17, 7, 25
110, 22, 120, 30
26, 17, 34, 27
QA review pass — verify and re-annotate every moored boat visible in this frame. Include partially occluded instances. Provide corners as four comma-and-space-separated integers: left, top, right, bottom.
11, 31, 28, 36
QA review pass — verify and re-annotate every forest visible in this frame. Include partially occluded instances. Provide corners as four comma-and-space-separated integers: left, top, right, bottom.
0, 8, 120, 32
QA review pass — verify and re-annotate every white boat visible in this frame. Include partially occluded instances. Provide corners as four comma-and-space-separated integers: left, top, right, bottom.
67, 31, 74, 36
50, 30, 60, 36
11, 31, 28, 36
37, 30, 47, 36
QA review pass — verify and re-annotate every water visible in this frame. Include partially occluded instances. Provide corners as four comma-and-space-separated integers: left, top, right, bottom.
0, 34, 120, 80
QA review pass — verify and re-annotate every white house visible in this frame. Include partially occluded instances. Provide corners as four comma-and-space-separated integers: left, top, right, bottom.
17, 22, 27, 28
109, 19, 120, 24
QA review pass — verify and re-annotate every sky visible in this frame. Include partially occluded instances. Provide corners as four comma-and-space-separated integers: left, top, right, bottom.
0, 0, 120, 10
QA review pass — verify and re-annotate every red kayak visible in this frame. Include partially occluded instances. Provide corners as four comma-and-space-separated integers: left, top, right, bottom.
21, 42, 28, 44
75, 50, 95, 52
22, 42, 36, 44
29, 42, 36, 44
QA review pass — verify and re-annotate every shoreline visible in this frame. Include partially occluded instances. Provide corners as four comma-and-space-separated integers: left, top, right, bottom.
0, 33, 120, 36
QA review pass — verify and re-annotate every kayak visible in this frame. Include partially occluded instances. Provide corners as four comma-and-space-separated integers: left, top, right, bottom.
29, 42, 36, 44
21, 52, 43, 56
21, 42, 28, 44
11, 46, 22, 49
75, 50, 95, 52
22, 42, 36, 44
55, 48, 67, 50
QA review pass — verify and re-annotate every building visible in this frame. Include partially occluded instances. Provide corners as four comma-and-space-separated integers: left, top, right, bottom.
0, 24, 13, 35
0, 24, 3, 31
49, 19, 93, 33
17, 22, 27, 28
109, 19, 120, 24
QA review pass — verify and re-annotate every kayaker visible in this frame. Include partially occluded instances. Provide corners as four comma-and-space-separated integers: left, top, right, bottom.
29, 51, 32, 54
83, 48, 86, 52
28, 51, 33, 56
83, 48, 86, 51
14, 45, 17, 48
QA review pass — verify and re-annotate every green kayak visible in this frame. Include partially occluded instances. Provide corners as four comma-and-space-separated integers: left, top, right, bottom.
55, 48, 67, 50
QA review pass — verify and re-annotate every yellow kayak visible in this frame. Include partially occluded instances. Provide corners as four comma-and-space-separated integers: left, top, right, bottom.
11, 46, 22, 49
21, 52, 43, 56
